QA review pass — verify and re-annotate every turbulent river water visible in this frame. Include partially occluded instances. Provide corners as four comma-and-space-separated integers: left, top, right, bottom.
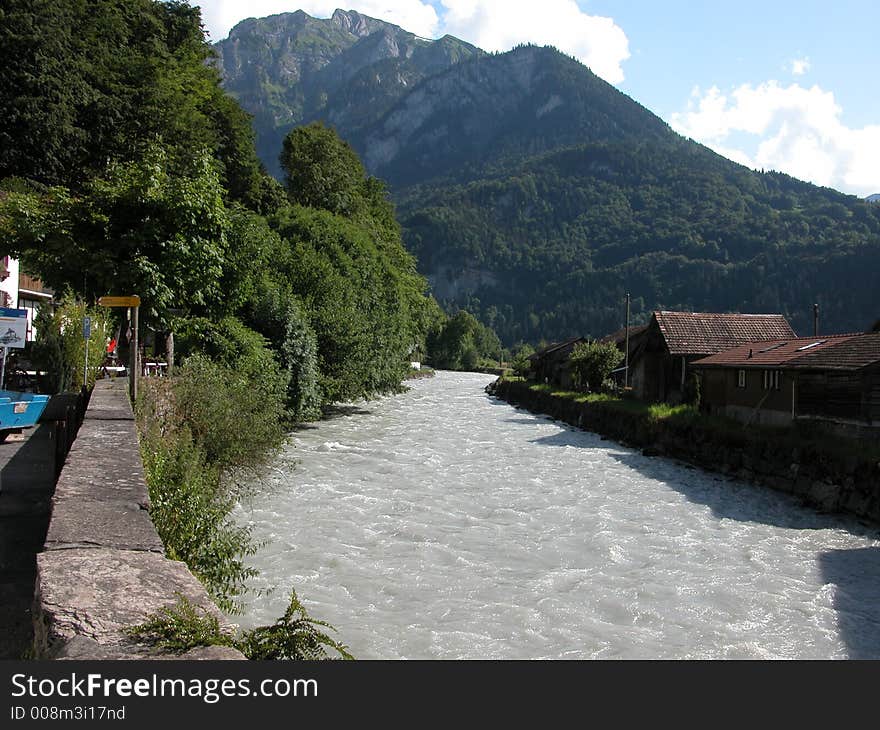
233, 371, 880, 659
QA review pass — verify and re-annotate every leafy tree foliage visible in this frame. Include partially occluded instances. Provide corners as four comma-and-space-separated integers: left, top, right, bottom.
0, 148, 230, 327
426, 310, 501, 370
281, 122, 367, 216
0, 0, 265, 203
568, 340, 624, 392
510, 343, 536, 377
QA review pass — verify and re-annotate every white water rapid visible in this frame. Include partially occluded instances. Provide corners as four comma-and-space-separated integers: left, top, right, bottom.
233, 371, 880, 659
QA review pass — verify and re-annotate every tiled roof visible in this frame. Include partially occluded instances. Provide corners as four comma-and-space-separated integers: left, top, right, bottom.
691, 334, 860, 369
788, 332, 880, 370
654, 311, 796, 356
528, 336, 586, 360
598, 324, 648, 346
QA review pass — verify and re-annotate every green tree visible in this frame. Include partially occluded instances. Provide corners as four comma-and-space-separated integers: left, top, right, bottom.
510, 343, 535, 377
426, 310, 500, 370
568, 340, 624, 392
0, 148, 231, 328
280, 122, 367, 217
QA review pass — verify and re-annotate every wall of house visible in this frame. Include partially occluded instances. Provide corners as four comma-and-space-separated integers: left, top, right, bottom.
799, 368, 880, 423
701, 368, 795, 426
0, 256, 19, 308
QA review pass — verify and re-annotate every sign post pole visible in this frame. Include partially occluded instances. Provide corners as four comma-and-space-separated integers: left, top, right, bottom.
83, 315, 91, 388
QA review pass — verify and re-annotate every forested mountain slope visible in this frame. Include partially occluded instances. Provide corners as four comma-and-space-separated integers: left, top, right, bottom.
217, 12, 880, 343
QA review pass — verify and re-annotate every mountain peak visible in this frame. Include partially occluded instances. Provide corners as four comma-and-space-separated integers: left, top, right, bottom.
330, 9, 393, 38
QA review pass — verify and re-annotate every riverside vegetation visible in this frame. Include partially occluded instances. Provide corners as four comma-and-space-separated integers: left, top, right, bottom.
0, 1, 500, 658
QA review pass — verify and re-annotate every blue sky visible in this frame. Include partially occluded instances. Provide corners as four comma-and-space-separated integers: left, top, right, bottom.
195, 1, 879, 197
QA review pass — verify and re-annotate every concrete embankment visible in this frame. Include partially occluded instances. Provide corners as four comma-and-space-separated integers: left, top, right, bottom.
491, 379, 880, 526
32, 378, 243, 660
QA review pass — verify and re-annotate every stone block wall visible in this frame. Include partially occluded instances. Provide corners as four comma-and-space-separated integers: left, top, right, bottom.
32, 378, 244, 660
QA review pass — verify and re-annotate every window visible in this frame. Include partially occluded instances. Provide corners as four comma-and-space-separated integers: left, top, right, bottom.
796, 340, 826, 351
763, 370, 782, 390
737, 369, 746, 388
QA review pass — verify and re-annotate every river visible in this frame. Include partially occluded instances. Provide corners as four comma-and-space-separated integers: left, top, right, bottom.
233, 371, 880, 659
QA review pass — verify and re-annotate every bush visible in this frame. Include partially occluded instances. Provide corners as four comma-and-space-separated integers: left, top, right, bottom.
568, 340, 624, 392
510, 343, 535, 377
126, 593, 353, 660
137, 350, 286, 613
29, 294, 110, 393
172, 353, 285, 473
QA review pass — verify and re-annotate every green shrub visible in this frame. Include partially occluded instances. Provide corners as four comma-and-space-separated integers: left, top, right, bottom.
127, 593, 353, 660
236, 590, 353, 660
510, 344, 535, 377
568, 340, 624, 392
137, 349, 286, 613
29, 294, 110, 393
138, 387, 259, 614
124, 595, 236, 654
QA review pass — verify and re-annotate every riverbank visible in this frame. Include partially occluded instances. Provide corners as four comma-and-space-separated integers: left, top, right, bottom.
489, 377, 880, 526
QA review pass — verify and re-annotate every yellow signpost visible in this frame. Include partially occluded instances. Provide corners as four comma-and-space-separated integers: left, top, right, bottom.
97, 295, 141, 308
98, 295, 140, 402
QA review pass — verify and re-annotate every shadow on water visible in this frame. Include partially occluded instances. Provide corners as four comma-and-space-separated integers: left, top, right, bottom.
819, 547, 880, 659
519, 410, 878, 535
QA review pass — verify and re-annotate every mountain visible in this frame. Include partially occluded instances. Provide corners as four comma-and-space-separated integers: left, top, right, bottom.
215, 11, 880, 344
867, 194, 880, 203
214, 9, 481, 178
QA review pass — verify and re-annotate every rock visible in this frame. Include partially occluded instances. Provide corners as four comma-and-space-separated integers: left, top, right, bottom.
34, 548, 237, 659
807, 480, 840, 512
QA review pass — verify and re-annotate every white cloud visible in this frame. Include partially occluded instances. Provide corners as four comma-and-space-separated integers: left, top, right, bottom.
790, 57, 810, 76
195, 1, 441, 41
670, 82, 880, 197
195, 1, 631, 84
438, 0, 630, 84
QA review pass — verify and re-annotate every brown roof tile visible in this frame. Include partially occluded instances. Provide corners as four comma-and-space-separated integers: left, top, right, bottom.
789, 332, 880, 370
654, 311, 796, 356
692, 334, 860, 369
599, 324, 648, 346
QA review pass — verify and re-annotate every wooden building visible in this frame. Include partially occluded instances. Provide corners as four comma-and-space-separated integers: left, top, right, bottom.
598, 324, 648, 387
629, 311, 797, 403
692, 332, 880, 428
527, 336, 586, 388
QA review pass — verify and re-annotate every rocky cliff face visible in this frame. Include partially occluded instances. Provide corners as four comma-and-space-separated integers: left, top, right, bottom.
213, 10, 481, 176
354, 45, 673, 188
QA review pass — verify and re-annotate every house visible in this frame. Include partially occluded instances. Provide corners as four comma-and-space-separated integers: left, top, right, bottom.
692, 332, 880, 429
527, 336, 587, 388
629, 311, 796, 403
0, 257, 54, 342
17, 271, 54, 341
598, 324, 649, 387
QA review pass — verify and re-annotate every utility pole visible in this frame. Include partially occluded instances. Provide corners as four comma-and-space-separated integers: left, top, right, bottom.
624, 292, 631, 388
813, 303, 819, 337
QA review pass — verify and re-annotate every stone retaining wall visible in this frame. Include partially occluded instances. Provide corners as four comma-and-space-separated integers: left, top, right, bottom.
492, 379, 880, 525
33, 378, 244, 660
